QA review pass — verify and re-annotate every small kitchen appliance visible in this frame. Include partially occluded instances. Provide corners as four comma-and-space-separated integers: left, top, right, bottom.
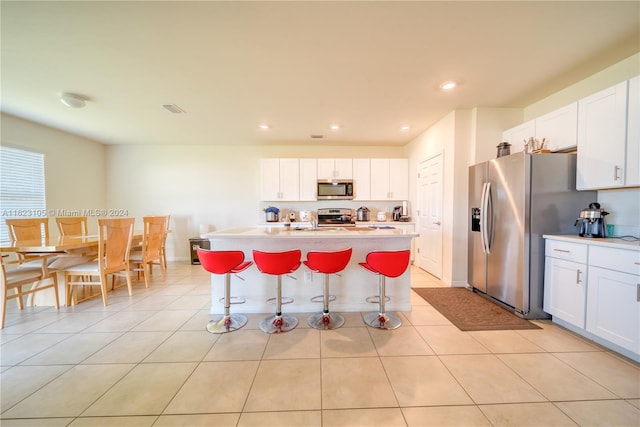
393, 206, 402, 221
299, 210, 311, 222
393, 201, 411, 221
575, 202, 609, 238
316, 179, 354, 200
317, 208, 355, 227
496, 142, 511, 158
356, 206, 370, 221
265, 206, 279, 222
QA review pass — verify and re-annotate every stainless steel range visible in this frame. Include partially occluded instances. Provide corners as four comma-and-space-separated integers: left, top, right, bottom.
317, 208, 355, 227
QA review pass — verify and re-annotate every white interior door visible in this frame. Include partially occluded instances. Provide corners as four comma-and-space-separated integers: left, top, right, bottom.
417, 154, 443, 278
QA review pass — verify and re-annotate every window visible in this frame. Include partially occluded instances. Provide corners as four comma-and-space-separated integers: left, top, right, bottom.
0, 146, 46, 242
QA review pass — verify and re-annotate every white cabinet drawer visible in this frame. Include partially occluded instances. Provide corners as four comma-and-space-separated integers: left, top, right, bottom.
588, 245, 640, 276
545, 240, 588, 264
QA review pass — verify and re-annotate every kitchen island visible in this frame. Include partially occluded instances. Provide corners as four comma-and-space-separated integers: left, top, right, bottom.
203, 226, 418, 315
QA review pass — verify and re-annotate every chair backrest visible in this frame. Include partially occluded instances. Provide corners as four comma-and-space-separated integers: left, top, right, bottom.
197, 249, 245, 274
253, 249, 301, 275
55, 216, 88, 236
365, 250, 411, 278
98, 218, 134, 273
6, 218, 49, 241
141, 216, 167, 260
305, 248, 352, 274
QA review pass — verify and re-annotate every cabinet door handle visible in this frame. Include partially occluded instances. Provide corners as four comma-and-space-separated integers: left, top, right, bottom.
637, 284, 640, 302
554, 249, 570, 253
635, 262, 640, 266
576, 269, 583, 284
614, 165, 622, 181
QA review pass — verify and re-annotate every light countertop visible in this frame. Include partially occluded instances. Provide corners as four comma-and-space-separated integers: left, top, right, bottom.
205, 226, 418, 239
543, 234, 640, 251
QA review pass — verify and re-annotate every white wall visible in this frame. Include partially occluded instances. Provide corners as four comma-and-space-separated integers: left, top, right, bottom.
1, 113, 106, 235
106, 144, 406, 260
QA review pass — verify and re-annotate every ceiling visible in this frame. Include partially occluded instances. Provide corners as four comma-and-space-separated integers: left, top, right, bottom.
1, 1, 638, 147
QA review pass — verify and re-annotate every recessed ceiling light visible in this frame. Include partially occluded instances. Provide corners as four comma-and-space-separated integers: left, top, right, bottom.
400, 125, 411, 131
60, 92, 87, 108
258, 124, 270, 130
329, 124, 341, 131
440, 81, 457, 91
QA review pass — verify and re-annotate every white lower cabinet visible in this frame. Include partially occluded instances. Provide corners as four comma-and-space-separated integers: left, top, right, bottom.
544, 257, 587, 328
543, 237, 640, 361
586, 266, 639, 354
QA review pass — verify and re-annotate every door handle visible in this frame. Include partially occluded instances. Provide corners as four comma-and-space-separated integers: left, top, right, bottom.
433, 221, 441, 225
553, 249, 571, 253
576, 269, 583, 284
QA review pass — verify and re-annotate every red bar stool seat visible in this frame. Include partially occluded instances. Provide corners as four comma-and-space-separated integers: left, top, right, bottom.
359, 250, 410, 329
253, 249, 301, 333
197, 249, 252, 334
303, 248, 352, 329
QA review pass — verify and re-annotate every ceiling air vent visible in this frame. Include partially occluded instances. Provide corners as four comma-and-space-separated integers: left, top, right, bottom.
162, 104, 186, 114
310, 134, 324, 139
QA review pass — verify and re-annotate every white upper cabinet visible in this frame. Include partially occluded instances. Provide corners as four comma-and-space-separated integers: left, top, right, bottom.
317, 159, 353, 179
259, 158, 300, 201
576, 81, 628, 190
352, 158, 371, 201
626, 75, 640, 187
299, 158, 318, 201
502, 120, 535, 153
534, 102, 578, 152
370, 159, 409, 200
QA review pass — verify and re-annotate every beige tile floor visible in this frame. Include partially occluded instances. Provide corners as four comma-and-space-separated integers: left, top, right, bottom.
1, 263, 639, 426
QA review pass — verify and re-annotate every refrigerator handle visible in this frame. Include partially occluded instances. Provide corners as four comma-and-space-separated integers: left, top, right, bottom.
486, 182, 494, 252
481, 182, 490, 254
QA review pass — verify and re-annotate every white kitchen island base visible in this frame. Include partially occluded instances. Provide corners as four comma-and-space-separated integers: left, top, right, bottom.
204, 227, 417, 316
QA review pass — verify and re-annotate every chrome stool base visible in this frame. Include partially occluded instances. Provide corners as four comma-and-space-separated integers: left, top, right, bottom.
259, 314, 298, 333
207, 313, 248, 334
307, 311, 345, 330
363, 312, 402, 330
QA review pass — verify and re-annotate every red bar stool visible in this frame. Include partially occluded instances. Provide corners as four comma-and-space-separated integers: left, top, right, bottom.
359, 250, 410, 330
197, 248, 252, 334
253, 249, 301, 333
303, 248, 352, 330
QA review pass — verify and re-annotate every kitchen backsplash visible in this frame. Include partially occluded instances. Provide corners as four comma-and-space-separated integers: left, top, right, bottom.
258, 200, 407, 223
597, 187, 640, 237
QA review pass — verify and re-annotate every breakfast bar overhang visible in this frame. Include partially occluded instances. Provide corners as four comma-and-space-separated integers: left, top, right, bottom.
203, 227, 418, 315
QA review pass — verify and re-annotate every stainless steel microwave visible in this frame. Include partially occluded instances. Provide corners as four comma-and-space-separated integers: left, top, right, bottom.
316, 179, 354, 200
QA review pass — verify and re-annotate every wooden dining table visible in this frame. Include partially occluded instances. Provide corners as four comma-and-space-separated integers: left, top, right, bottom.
0, 233, 143, 254
1, 233, 144, 307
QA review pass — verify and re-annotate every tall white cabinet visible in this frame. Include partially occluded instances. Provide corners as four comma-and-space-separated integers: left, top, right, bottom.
576, 81, 628, 190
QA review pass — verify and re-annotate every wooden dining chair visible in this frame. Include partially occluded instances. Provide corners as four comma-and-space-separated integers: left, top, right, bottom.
129, 216, 167, 287
5, 218, 60, 267
5, 217, 50, 241
1, 254, 59, 328
63, 218, 134, 306
55, 216, 89, 237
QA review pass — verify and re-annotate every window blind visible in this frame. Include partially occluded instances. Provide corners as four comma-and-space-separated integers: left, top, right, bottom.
0, 146, 46, 242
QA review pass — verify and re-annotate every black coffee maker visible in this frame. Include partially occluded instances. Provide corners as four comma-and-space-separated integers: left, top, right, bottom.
575, 202, 609, 238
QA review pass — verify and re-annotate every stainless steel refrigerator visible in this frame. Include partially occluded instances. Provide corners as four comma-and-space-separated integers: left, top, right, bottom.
468, 152, 596, 319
